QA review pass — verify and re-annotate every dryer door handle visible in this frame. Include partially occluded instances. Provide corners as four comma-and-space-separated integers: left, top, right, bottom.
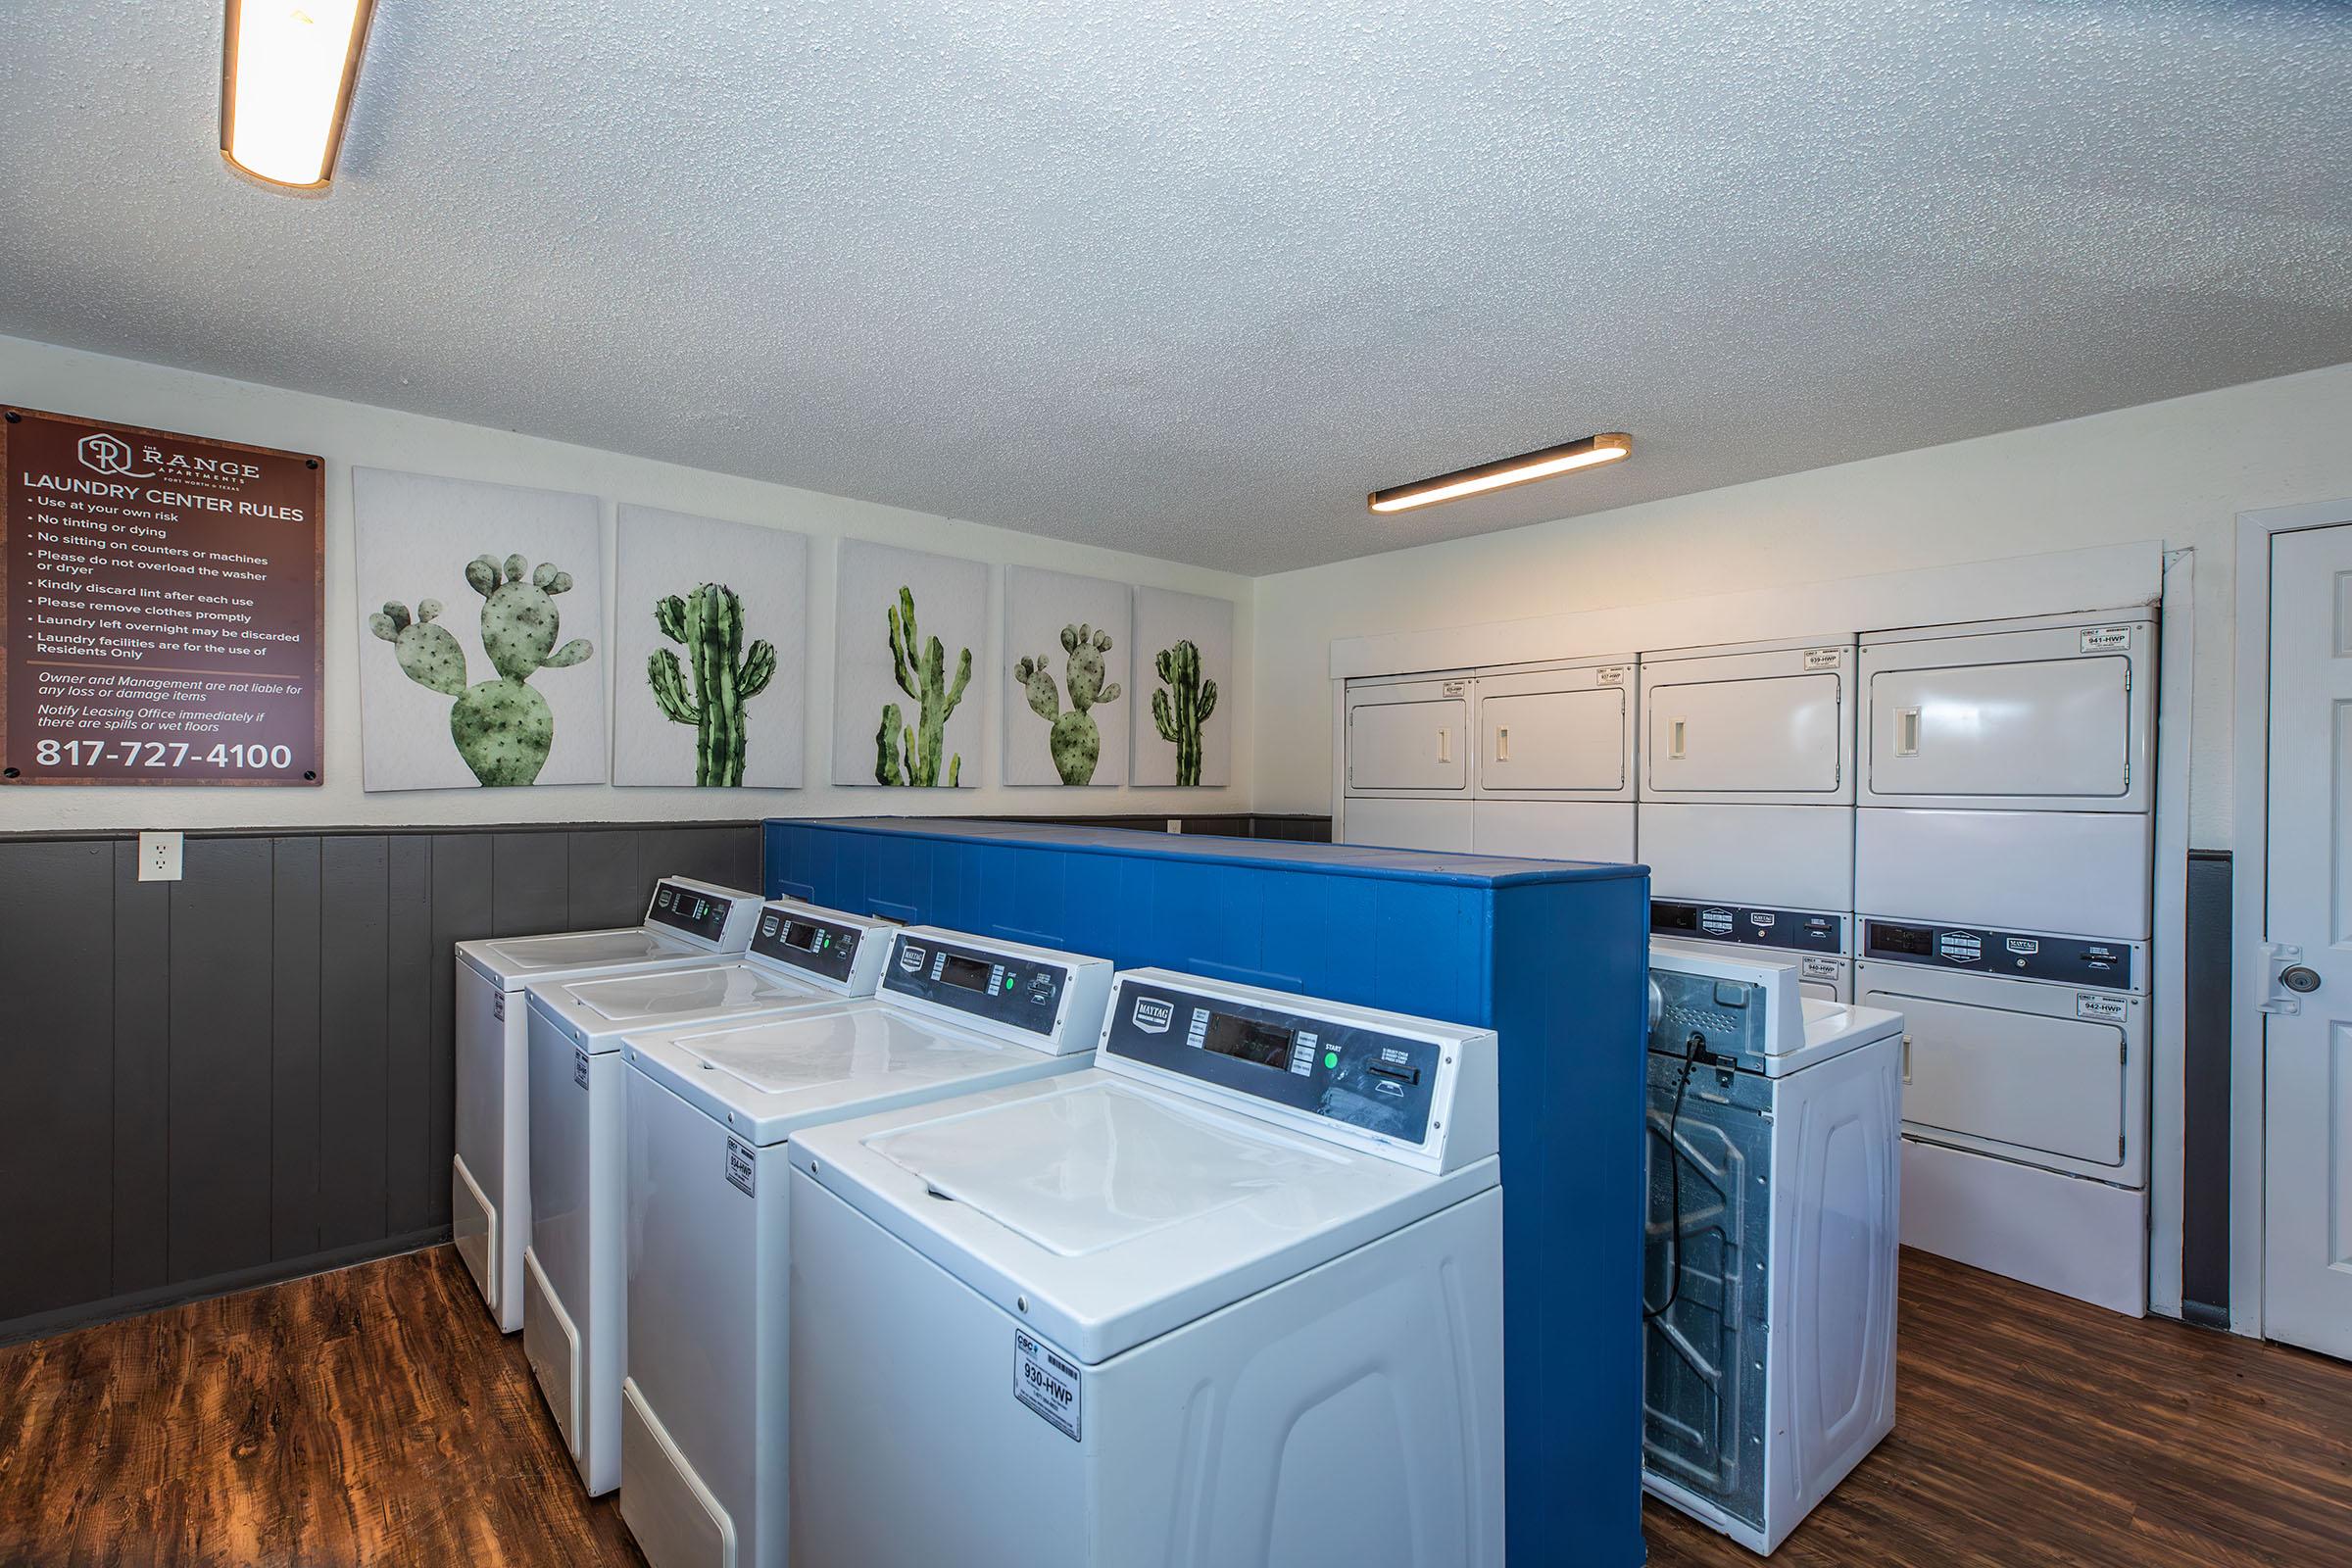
1894, 707, 1922, 758
1900, 1034, 1913, 1085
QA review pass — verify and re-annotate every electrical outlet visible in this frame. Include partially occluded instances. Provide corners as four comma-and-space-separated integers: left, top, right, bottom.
139, 830, 183, 882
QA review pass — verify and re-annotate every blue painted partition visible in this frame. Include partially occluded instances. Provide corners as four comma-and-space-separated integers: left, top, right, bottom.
766, 816, 1650, 1567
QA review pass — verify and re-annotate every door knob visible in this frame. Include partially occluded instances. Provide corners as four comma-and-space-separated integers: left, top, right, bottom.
2281, 965, 2323, 995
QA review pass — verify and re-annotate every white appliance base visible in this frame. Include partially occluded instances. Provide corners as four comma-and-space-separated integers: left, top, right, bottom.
621, 1378, 737, 1568
1899, 1138, 2146, 1316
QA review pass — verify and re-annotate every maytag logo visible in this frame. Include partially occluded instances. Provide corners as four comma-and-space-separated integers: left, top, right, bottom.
77, 431, 153, 478
1131, 997, 1174, 1034
898, 943, 927, 973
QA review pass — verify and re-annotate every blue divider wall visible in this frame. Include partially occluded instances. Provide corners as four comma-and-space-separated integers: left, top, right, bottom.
766, 816, 1651, 1567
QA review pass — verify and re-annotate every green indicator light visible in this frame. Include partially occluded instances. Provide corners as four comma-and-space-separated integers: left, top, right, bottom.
1323, 1051, 1339, 1069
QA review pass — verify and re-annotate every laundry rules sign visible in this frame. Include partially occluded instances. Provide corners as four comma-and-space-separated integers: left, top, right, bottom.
1, 406, 323, 785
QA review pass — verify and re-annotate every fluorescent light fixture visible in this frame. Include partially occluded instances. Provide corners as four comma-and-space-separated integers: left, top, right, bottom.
1368, 431, 1634, 514
220, 0, 377, 191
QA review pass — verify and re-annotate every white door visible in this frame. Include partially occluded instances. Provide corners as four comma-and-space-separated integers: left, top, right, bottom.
2263, 524, 2352, 1359
1346, 682, 1470, 794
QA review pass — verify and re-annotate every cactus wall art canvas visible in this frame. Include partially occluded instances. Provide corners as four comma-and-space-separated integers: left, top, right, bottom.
830, 540, 986, 788
352, 469, 607, 791
1132, 586, 1234, 787
612, 506, 808, 788
1002, 566, 1129, 787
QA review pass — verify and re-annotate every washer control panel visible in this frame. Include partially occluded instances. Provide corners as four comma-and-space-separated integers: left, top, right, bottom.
646, 879, 760, 948
1864, 919, 2133, 990
1102, 977, 1443, 1149
884, 932, 1067, 1036
1653, 900, 1843, 956
748, 904, 872, 987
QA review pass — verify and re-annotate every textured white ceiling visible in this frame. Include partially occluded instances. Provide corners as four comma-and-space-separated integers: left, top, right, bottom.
4, 2, 2348, 574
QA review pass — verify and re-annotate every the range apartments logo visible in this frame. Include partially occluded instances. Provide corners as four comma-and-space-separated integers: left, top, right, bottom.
76, 431, 153, 478
76, 428, 263, 489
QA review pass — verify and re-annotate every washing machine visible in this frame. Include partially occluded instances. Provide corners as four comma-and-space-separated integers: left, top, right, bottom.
1642, 947, 1903, 1554
785, 969, 1504, 1568
615, 927, 1116, 1568
453, 876, 765, 1331
520, 898, 899, 1494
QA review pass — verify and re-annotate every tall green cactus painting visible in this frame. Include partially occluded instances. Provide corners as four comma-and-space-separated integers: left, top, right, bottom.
1015, 623, 1123, 784
368, 553, 594, 786
648, 583, 776, 787
1151, 638, 1219, 786
1133, 586, 1230, 787
875, 584, 972, 786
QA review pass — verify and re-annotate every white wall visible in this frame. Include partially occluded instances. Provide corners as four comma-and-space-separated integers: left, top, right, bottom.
0, 334, 1251, 832
1253, 360, 2352, 848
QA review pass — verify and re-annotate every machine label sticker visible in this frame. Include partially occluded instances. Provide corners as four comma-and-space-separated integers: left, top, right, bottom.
572, 1049, 590, 1089
1441, 679, 1467, 696
1014, 1331, 1082, 1442
1700, 908, 1736, 937
2080, 625, 2132, 653
725, 1137, 756, 1197
1800, 956, 1840, 980
2077, 994, 2130, 1022
1130, 997, 1174, 1034
1595, 664, 1627, 686
1803, 647, 1843, 669
493, 992, 505, 1022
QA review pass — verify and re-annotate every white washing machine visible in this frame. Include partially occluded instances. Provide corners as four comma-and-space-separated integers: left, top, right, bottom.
786, 969, 1505, 1568
453, 876, 765, 1331
1642, 947, 1904, 1554
615, 927, 1116, 1568
520, 898, 899, 1494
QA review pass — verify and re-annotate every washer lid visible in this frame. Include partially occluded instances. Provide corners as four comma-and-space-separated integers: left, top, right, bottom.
790, 1072, 1499, 1363
624, 1002, 1085, 1146
459, 925, 693, 985
527, 960, 826, 1048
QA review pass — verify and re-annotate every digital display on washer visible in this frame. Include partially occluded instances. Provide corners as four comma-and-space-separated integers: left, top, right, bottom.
1201, 1013, 1295, 1071
938, 953, 996, 993
749, 907, 862, 983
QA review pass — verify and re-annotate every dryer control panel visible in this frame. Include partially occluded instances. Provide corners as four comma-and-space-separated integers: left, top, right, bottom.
1864, 918, 2133, 991
1102, 977, 1446, 1152
885, 932, 1070, 1038
1653, 900, 1844, 956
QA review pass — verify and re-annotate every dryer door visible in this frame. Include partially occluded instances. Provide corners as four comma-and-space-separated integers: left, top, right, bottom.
1640, 643, 1852, 805
1861, 971, 2137, 1184
1861, 617, 2152, 811
1476, 664, 1633, 798
1347, 679, 1471, 795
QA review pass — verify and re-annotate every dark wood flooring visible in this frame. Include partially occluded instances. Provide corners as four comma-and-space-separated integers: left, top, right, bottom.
0, 1245, 2346, 1566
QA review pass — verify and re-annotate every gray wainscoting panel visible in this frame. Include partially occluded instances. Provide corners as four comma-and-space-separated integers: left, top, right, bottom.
0, 820, 762, 1345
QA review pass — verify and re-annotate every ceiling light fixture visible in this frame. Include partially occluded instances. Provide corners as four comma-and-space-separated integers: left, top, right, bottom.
220, 0, 377, 191
1368, 431, 1634, 514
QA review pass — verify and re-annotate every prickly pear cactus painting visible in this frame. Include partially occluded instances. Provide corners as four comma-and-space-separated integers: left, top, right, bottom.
649, 583, 776, 786
1015, 624, 1123, 784
1150, 639, 1218, 787
875, 585, 972, 786
368, 554, 594, 786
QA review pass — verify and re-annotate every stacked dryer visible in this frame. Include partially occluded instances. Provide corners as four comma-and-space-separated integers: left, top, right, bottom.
1342, 657, 1638, 861
1854, 611, 2155, 1315
1639, 637, 1857, 1002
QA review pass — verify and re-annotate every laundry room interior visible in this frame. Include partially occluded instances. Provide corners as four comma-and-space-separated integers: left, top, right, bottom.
4, 5, 2350, 1567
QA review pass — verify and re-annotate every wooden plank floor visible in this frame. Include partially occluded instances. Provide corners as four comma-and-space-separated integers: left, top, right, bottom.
0, 1245, 2346, 1566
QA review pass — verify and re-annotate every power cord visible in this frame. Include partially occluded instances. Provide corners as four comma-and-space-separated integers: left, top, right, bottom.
1642, 1029, 1707, 1323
